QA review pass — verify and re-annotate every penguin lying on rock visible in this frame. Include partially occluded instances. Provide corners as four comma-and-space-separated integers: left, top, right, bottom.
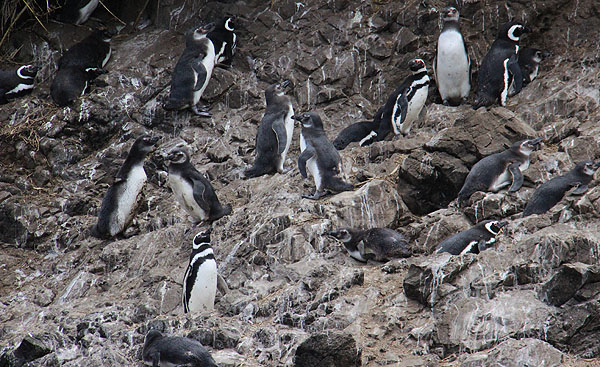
0, 65, 38, 104
295, 112, 354, 199
509, 47, 551, 96
328, 227, 412, 262
436, 220, 507, 255
523, 160, 600, 217
142, 329, 217, 367
458, 138, 542, 205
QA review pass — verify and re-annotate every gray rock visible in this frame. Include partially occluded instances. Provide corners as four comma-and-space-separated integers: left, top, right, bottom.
459, 338, 565, 367
294, 332, 361, 367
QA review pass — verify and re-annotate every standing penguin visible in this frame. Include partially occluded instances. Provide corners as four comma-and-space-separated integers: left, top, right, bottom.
56, 0, 99, 25
523, 160, 600, 217
0, 65, 39, 104
473, 21, 530, 109
207, 16, 236, 67
244, 80, 294, 178
434, 6, 470, 106
328, 227, 412, 262
94, 135, 160, 238
458, 138, 542, 204
361, 58, 430, 146
182, 228, 218, 313
142, 330, 217, 367
51, 29, 111, 106
163, 24, 216, 117
294, 112, 353, 199
436, 220, 507, 255
509, 47, 550, 96
167, 148, 232, 223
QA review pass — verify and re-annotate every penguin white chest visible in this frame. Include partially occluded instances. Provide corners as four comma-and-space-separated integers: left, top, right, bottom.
115, 164, 147, 233
168, 174, 208, 220
193, 42, 216, 105
400, 79, 429, 135
185, 252, 218, 313
300, 134, 321, 189
283, 104, 295, 155
436, 30, 470, 100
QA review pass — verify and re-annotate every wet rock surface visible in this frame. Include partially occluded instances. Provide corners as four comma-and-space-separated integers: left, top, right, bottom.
1, 0, 600, 366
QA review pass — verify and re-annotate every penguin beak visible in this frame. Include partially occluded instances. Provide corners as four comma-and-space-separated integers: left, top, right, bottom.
291, 114, 302, 121
281, 80, 291, 89
528, 137, 543, 148
541, 50, 551, 58
150, 136, 161, 144
326, 230, 340, 238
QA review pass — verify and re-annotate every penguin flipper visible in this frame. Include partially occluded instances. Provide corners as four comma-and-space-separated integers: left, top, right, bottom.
508, 162, 524, 192
298, 146, 315, 179
270, 111, 288, 155
192, 62, 208, 91
394, 91, 409, 134
217, 274, 229, 295
190, 177, 211, 212
570, 182, 588, 195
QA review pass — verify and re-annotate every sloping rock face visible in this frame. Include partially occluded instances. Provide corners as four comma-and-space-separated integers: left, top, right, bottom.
1, 0, 600, 366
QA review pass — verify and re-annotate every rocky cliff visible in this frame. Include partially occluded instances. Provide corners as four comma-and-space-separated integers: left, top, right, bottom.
1, 0, 600, 366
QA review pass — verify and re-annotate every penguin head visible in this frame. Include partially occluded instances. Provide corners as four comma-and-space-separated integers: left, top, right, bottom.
132, 135, 160, 155
442, 6, 459, 22
408, 58, 427, 73
483, 220, 508, 235
92, 29, 112, 43
499, 22, 530, 42
192, 23, 215, 41
578, 160, 600, 177
327, 228, 354, 243
17, 65, 39, 79
144, 329, 163, 345
193, 228, 212, 249
292, 112, 324, 130
218, 16, 235, 32
512, 137, 542, 155
265, 80, 291, 99
167, 148, 190, 165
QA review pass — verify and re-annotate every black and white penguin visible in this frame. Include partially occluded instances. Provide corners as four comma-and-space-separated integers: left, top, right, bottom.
163, 24, 216, 117
244, 80, 295, 178
56, 0, 99, 25
473, 21, 530, 109
51, 29, 112, 106
436, 220, 507, 255
294, 112, 354, 200
93, 135, 160, 238
509, 47, 550, 96
167, 148, 232, 223
0, 65, 39, 104
207, 16, 236, 67
434, 6, 470, 106
332, 119, 379, 150
523, 160, 600, 217
361, 58, 430, 146
458, 138, 542, 204
328, 227, 412, 262
142, 329, 217, 367
182, 228, 218, 313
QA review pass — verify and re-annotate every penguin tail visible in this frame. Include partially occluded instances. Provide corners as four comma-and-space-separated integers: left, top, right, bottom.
209, 203, 232, 222
325, 176, 354, 193
90, 223, 108, 239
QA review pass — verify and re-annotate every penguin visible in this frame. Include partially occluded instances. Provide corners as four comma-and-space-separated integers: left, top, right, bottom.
93, 135, 160, 238
294, 112, 354, 200
436, 220, 507, 255
328, 227, 412, 262
523, 160, 600, 217
167, 148, 232, 223
182, 228, 218, 313
434, 6, 471, 106
509, 47, 550, 96
458, 138, 542, 204
51, 29, 112, 106
473, 22, 530, 109
332, 119, 379, 150
244, 80, 294, 178
361, 58, 430, 146
163, 24, 216, 117
0, 65, 39, 104
56, 0, 99, 25
142, 329, 217, 367
207, 16, 236, 67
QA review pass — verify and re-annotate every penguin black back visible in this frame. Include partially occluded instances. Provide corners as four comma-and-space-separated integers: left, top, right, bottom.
58, 30, 112, 70
142, 330, 217, 367
436, 220, 507, 255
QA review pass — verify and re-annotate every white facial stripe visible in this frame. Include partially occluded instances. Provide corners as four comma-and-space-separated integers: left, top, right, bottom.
17, 65, 34, 79
485, 221, 501, 235
192, 240, 210, 249
225, 18, 234, 31
508, 25, 522, 41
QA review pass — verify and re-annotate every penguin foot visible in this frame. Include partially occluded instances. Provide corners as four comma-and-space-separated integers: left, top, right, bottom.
442, 100, 449, 106
302, 191, 327, 200
277, 167, 292, 174
191, 106, 212, 117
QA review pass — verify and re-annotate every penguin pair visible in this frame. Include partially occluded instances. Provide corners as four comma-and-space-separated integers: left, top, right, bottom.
163, 24, 216, 117
207, 16, 236, 67
436, 220, 507, 255
0, 65, 39, 104
244, 80, 295, 178
295, 112, 354, 200
458, 138, 542, 204
51, 29, 112, 106
523, 160, 600, 217
333, 59, 429, 149
94, 135, 160, 238
167, 148, 232, 223
142, 329, 217, 367
328, 227, 411, 262
473, 22, 530, 109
